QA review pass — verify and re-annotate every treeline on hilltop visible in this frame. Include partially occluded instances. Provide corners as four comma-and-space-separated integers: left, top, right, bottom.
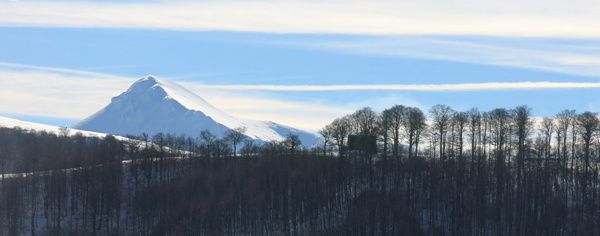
320, 104, 599, 170
0, 126, 305, 174
0, 127, 129, 173
1, 103, 600, 235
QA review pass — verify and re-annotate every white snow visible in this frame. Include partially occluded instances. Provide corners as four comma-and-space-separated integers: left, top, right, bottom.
75, 76, 318, 146
150, 77, 286, 141
0, 115, 117, 139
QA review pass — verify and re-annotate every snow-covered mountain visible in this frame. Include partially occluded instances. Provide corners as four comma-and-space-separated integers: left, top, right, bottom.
75, 76, 317, 146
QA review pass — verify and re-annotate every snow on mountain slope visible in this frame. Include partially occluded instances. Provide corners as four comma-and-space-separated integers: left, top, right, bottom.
0, 115, 115, 139
74, 76, 318, 146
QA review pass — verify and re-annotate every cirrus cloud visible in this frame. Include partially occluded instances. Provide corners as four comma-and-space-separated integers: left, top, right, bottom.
0, 0, 599, 38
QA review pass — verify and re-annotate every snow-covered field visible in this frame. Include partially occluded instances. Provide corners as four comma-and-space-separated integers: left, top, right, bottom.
0, 115, 113, 139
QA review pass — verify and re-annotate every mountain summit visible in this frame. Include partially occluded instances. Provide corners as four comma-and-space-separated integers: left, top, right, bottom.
75, 76, 317, 145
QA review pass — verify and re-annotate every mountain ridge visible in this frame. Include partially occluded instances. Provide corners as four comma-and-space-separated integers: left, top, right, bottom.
75, 76, 317, 146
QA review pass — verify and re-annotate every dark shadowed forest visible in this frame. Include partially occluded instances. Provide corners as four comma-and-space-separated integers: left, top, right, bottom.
2, 104, 600, 235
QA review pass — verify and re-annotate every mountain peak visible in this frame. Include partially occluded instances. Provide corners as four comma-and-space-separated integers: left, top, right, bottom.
125, 75, 222, 116
126, 75, 160, 92
76, 76, 318, 146
129, 75, 163, 89
141, 75, 164, 84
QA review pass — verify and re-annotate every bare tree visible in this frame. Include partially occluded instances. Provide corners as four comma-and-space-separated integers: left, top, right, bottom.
414, 121, 427, 158
241, 139, 257, 157
453, 112, 468, 159
283, 134, 302, 154
513, 106, 532, 170
153, 133, 166, 156
387, 105, 405, 157
540, 117, 555, 159
58, 127, 70, 137
577, 112, 599, 171
318, 127, 333, 156
488, 108, 511, 164
556, 110, 576, 163
430, 105, 454, 160
405, 107, 426, 158
482, 112, 490, 160
200, 130, 216, 157
468, 108, 482, 163
351, 107, 379, 136
380, 108, 394, 158
226, 127, 247, 156
571, 111, 578, 168
327, 116, 351, 157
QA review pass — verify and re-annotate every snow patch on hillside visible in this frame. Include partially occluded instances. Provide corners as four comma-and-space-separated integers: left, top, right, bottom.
0, 115, 116, 139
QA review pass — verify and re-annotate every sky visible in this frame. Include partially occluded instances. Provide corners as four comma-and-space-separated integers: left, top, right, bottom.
1, 0, 600, 131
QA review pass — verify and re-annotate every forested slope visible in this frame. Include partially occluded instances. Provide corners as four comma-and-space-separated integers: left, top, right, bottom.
1, 127, 600, 235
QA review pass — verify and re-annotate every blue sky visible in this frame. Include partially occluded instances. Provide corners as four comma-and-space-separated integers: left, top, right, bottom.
1, 0, 600, 131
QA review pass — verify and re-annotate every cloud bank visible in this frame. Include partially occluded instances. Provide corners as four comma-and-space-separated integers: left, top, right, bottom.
295, 37, 600, 77
2, 1, 600, 77
1, 0, 600, 37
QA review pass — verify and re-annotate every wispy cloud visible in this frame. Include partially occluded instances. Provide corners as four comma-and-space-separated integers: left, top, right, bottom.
0, 64, 134, 119
1, 0, 600, 37
0, 61, 123, 79
2, 1, 600, 77
279, 36, 600, 77
190, 82, 600, 91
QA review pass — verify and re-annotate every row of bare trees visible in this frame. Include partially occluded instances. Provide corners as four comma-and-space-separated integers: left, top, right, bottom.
320, 104, 600, 170
320, 106, 427, 158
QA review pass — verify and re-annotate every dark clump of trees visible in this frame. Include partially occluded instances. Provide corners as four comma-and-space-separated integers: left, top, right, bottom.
0, 127, 130, 174
2, 104, 600, 235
